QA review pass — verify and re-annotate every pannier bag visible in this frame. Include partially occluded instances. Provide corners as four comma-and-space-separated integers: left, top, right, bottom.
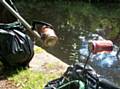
44, 77, 85, 89
44, 63, 120, 89
0, 21, 34, 67
44, 63, 93, 89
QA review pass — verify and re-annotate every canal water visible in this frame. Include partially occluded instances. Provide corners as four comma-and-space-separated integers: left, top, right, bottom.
16, 1, 120, 86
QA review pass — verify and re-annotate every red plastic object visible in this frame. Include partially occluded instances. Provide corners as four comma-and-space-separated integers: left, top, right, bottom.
89, 40, 113, 54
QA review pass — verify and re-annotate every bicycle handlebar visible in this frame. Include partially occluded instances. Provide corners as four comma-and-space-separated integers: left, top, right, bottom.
99, 78, 120, 89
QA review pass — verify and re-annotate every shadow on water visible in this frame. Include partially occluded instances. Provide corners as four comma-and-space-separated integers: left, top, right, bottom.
7, 0, 120, 86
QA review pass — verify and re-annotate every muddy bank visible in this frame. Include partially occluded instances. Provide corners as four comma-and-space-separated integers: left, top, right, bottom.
29, 46, 69, 74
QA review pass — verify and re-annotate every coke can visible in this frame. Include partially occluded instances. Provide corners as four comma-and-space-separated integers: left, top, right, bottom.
89, 40, 113, 54
38, 25, 58, 47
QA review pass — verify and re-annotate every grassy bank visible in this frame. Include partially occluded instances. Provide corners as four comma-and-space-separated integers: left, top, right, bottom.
5, 47, 63, 89
8, 68, 60, 89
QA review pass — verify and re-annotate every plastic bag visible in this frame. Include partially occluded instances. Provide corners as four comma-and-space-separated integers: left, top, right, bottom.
0, 22, 34, 67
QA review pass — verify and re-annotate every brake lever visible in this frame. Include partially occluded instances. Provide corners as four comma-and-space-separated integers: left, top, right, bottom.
32, 20, 53, 30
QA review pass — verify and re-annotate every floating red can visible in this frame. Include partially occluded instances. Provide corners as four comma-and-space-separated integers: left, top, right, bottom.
89, 40, 113, 54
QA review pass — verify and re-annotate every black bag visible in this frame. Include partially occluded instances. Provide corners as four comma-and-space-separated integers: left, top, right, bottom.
44, 63, 94, 89
0, 21, 34, 67
44, 77, 85, 89
44, 63, 120, 89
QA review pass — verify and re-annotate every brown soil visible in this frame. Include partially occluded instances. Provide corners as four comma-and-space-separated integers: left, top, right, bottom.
0, 73, 18, 89
0, 79, 17, 89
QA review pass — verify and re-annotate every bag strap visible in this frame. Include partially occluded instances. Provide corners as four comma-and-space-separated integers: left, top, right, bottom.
57, 80, 85, 89
0, 21, 22, 30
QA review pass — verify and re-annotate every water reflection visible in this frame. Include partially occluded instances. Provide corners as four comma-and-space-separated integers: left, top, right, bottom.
79, 33, 120, 85
16, 1, 120, 85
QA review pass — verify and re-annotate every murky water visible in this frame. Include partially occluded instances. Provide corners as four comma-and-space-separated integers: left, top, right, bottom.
16, 1, 120, 85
